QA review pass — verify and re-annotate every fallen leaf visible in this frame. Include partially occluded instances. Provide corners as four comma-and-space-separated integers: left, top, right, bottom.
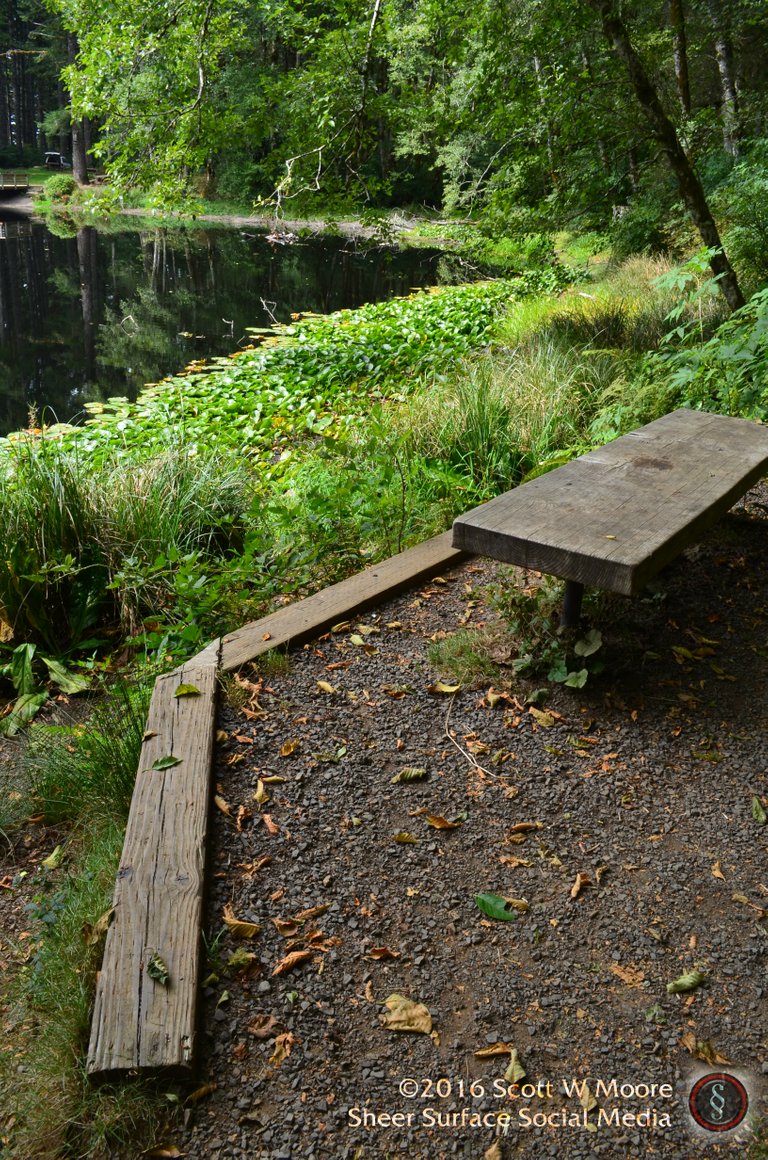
484, 1143, 503, 1160
254, 780, 269, 806
227, 948, 258, 970
570, 872, 592, 899
474, 1042, 515, 1057
711, 860, 726, 881
580, 1081, 598, 1113
666, 970, 707, 994
368, 946, 401, 960
184, 1083, 216, 1105
222, 904, 260, 939
174, 683, 200, 698
142, 1148, 185, 1159
427, 681, 462, 695
379, 993, 433, 1035
316, 680, 337, 694
752, 795, 767, 825
214, 794, 232, 817
501, 896, 529, 913
262, 814, 280, 835
143, 729, 158, 742
272, 949, 313, 975
393, 832, 418, 844
475, 893, 519, 922
151, 755, 181, 771
610, 963, 645, 987
82, 907, 114, 947
280, 738, 300, 757
425, 815, 463, 830
225, 752, 246, 766
147, 952, 170, 986
273, 918, 299, 937
41, 845, 64, 870
390, 767, 428, 784
509, 822, 542, 834
680, 1031, 730, 1064
235, 805, 252, 832
528, 707, 555, 727
499, 855, 531, 868
504, 1047, 526, 1083
269, 1031, 298, 1067
292, 904, 330, 922
247, 1014, 282, 1039
261, 775, 286, 784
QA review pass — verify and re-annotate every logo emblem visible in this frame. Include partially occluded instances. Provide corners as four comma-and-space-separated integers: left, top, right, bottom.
688, 1073, 749, 1132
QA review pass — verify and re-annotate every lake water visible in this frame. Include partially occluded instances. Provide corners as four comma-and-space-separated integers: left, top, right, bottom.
0, 210, 446, 435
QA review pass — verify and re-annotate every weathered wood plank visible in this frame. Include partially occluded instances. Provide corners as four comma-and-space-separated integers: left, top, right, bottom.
452, 410, 768, 595
216, 530, 468, 672
87, 659, 218, 1073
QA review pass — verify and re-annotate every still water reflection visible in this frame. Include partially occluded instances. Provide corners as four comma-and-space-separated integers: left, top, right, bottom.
0, 212, 445, 435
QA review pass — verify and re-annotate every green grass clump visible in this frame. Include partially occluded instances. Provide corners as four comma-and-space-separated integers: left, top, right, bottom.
427, 628, 505, 686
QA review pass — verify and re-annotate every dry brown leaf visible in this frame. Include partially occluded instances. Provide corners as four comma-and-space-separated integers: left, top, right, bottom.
82, 907, 114, 947
269, 1031, 298, 1067
262, 814, 280, 835
235, 805, 252, 832
379, 993, 433, 1035
253, 780, 269, 806
247, 1014, 282, 1040
292, 903, 330, 922
225, 752, 246, 766
368, 946, 401, 960
499, 855, 531, 868
280, 738, 300, 757
214, 794, 232, 817
222, 903, 260, 940
484, 1143, 503, 1160
142, 1149, 186, 1159
215, 729, 228, 743
184, 1083, 217, 1105
509, 821, 542, 834
474, 1041, 515, 1057
425, 815, 462, 830
579, 1081, 598, 1112
528, 707, 555, 727
680, 1031, 731, 1064
272, 949, 313, 976
711, 860, 726, 881
610, 963, 645, 988
393, 832, 418, 844
570, 872, 592, 899
272, 918, 299, 937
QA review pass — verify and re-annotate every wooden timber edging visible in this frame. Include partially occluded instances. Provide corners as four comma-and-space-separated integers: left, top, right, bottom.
87, 530, 468, 1074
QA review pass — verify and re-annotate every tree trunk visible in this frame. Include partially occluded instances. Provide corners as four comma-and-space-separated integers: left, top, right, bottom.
668, 0, 691, 116
67, 34, 89, 183
706, 0, 739, 157
586, 0, 744, 313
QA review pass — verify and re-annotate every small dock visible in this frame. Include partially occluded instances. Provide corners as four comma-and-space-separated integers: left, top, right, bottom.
0, 172, 31, 199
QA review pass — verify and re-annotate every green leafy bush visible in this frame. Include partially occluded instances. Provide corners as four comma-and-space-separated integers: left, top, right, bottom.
43, 173, 77, 202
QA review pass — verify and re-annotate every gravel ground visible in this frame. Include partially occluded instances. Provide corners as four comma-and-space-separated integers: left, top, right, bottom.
178, 488, 768, 1160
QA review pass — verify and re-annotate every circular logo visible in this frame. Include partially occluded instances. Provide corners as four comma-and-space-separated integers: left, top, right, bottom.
688, 1073, 749, 1132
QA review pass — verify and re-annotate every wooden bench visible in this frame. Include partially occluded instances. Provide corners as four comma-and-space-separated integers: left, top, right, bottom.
452, 409, 768, 624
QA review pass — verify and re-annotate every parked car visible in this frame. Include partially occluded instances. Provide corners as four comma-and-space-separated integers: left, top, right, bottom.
44, 152, 70, 169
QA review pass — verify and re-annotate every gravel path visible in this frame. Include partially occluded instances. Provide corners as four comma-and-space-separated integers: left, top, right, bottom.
178, 492, 768, 1160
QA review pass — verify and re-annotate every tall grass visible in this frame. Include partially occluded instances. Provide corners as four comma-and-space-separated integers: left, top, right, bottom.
0, 438, 250, 651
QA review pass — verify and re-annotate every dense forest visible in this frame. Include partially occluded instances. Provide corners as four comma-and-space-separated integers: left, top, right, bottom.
2, 1, 767, 263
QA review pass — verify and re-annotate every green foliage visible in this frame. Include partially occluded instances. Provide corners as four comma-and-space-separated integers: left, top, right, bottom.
43, 173, 78, 203
490, 572, 604, 687
23, 680, 151, 822
0, 436, 250, 655
714, 140, 768, 286
427, 628, 503, 685
45, 281, 515, 464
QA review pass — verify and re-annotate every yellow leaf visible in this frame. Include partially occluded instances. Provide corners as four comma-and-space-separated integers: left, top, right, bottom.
711, 860, 726, 881
425, 815, 463, 830
316, 680, 337, 694
379, 993, 433, 1035
214, 794, 231, 817
280, 738, 300, 757
474, 1042, 514, 1057
272, 949, 313, 975
529, 707, 555, 727
253, 780, 269, 805
570, 872, 592, 899
427, 681, 462, 695
222, 903, 260, 939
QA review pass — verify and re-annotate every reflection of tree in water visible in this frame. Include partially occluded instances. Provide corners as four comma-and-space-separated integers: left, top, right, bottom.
96, 284, 196, 394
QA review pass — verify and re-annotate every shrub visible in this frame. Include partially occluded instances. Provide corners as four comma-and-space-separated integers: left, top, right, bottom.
44, 173, 78, 203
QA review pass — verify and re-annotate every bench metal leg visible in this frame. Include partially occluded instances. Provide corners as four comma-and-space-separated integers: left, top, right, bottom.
561, 580, 583, 628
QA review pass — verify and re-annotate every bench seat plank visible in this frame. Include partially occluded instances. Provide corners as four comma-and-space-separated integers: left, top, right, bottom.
452, 410, 768, 596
